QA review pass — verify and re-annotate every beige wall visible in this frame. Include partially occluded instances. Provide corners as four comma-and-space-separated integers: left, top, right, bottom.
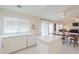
0, 8, 41, 35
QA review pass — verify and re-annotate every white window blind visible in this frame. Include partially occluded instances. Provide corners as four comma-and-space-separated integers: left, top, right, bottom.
41, 21, 55, 36
41, 21, 49, 36
49, 23, 54, 34
56, 24, 63, 32
4, 17, 30, 34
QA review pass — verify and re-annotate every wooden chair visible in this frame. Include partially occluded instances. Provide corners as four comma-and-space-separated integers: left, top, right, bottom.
70, 34, 78, 47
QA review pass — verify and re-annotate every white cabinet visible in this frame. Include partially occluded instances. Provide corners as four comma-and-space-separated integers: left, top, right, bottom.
37, 36, 62, 54
0, 34, 37, 54
37, 39, 62, 54
2, 36, 27, 53
27, 35, 36, 47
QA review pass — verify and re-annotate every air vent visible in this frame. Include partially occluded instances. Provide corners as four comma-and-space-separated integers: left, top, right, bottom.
17, 5, 22, 8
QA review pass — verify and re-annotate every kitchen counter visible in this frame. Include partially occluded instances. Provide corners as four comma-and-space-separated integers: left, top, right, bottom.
37, 35, 61, 44
0, 32, 38, 39
0, 32, 38, 53
37, 35, 62, 54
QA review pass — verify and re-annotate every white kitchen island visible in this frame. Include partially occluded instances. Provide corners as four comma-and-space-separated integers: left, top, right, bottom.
37, 35, 62, 54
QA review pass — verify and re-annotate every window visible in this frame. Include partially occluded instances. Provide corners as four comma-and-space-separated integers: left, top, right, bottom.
56, 24, 63, 32
49, 23, 54, 34
41, 21, 54, 36
41, 21, 49, 36
4, 17, 30, 35
19, 19, 30, 33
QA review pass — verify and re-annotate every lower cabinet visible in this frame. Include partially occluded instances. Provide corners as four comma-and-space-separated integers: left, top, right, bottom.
1, 34, 37, 54
2, 36, 27, 53
27, 35, 37, 47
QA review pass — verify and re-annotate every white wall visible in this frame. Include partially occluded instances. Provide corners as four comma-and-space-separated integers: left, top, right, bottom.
0, 16, 4, 35
0, 8, 41, 35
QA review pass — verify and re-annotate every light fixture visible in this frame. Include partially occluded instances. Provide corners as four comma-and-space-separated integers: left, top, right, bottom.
75, 16, 78, 22
17, 5, 22, 8
72, 16, 79, 26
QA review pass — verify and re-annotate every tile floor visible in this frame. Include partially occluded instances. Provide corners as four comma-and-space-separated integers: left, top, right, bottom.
13, 45, 79, 54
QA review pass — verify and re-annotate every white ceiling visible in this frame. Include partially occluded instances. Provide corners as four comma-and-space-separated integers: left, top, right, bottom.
0, 5, 79, 20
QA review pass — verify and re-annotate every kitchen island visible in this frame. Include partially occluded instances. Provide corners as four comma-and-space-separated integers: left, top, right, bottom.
37, 35, 62, 54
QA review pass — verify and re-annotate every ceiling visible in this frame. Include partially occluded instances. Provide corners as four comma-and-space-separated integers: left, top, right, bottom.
0, 5, 79, 20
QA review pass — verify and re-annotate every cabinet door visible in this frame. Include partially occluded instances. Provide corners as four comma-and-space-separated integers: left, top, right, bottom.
2, 36, 27, 53
27, 35, 36, 47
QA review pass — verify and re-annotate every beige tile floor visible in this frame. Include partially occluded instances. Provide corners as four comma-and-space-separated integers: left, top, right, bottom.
14, 46, 38, 54
13, 45, 79, 54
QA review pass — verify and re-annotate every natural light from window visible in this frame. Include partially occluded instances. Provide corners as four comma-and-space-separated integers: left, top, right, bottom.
4, 17, 30, 35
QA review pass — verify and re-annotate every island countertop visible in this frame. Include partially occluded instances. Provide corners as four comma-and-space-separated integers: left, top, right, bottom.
37, 35, 61, 44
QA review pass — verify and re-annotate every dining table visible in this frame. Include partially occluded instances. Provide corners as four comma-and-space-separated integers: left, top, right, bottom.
56, 31, 79, 47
